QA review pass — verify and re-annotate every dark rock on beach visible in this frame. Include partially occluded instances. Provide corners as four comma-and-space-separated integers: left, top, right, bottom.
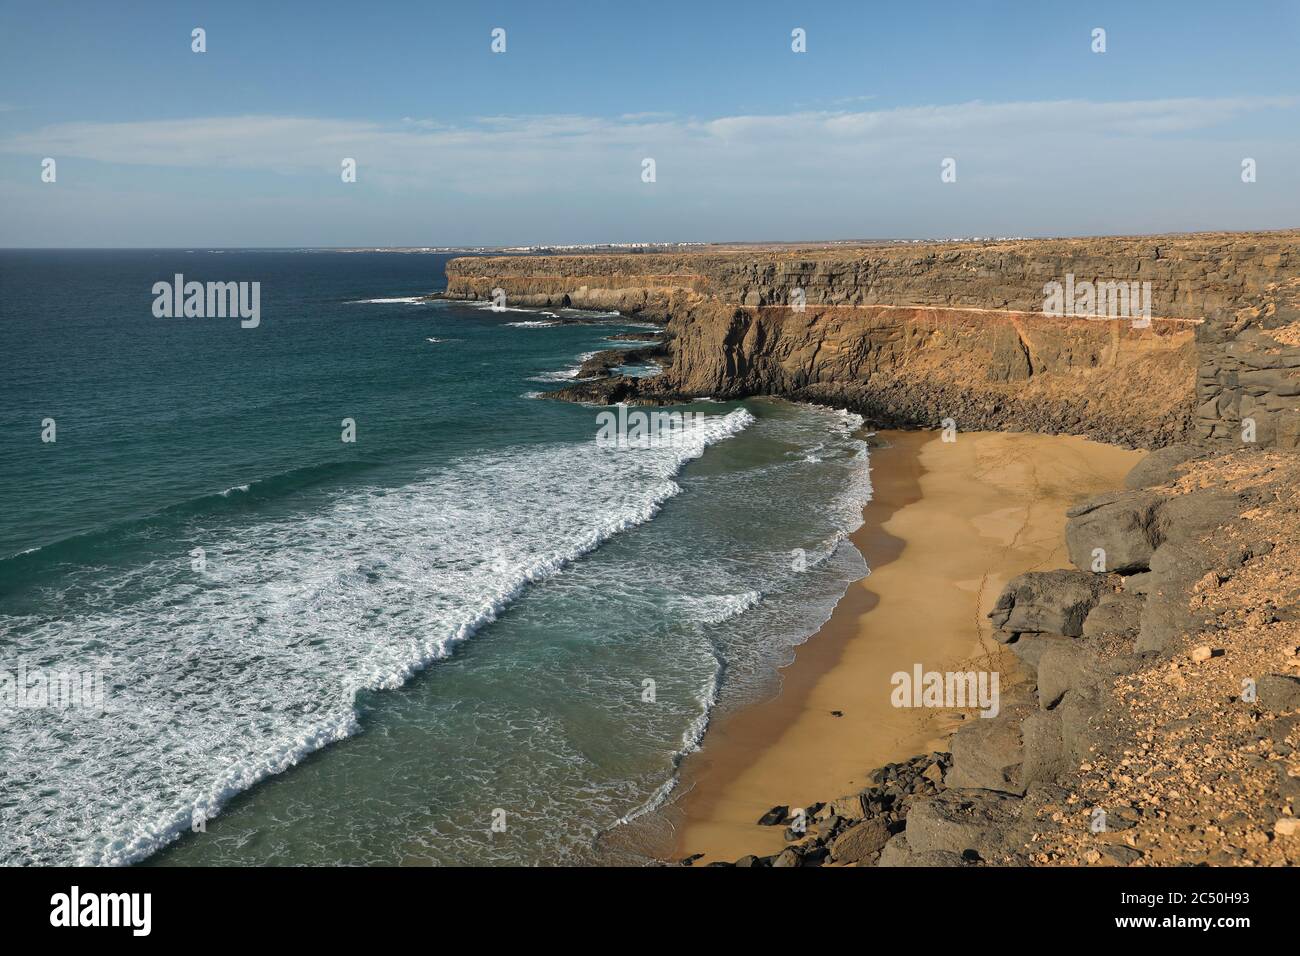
1065, 490, 1165, 573
829, 817, 891, 864
903, 789, 1026, 860
988, 570, 1107, 638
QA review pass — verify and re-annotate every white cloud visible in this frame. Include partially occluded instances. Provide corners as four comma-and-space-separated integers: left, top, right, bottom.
4, 96, 1293, 184
2, 96, 1296, 245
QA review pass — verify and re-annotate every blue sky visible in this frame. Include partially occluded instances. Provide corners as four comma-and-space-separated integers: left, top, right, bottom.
2, 0, 1298, 246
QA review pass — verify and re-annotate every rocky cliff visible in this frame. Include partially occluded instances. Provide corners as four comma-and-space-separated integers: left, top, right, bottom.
444, 234, 1300, 867
444, 231, 1300, 449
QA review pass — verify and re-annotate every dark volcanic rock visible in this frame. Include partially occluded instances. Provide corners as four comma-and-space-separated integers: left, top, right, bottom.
1066, 490, 1166, 573
947, 713, 1026, 795
1038, 643, 1107, 710
1056, 689, 1104, 766
1157, 489, 1243, 547
1124, 443, 1204, 489
605, 331, 664, 342
1009, 632, 1074, 674
904, 790, 1025, 859
771, 847, 804, 868
1081, 591, 1143, 640
1020, 710, 1068, 786
877, 833, 968, 867
830, 793, 869, 821
829, 818, 891, 864
988, 570, 1108, 638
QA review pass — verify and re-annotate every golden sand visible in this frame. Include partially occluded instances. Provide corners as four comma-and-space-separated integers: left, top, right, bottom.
669, 429, 1143, 864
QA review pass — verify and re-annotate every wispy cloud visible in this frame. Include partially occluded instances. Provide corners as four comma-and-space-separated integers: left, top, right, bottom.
3, 96, 1296, 245
4, 96, 1293, 191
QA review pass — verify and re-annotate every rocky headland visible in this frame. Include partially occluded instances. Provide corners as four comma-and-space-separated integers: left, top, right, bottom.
444, 231, 1299, 449
441, 231, 1300, 866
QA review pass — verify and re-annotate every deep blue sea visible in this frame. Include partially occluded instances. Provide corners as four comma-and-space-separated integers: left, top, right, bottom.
0, 250, 871, 866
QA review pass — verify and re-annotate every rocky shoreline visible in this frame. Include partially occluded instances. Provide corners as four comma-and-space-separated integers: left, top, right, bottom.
679, 441, 1300, 866
441, 232, 1299, 451
436, 230, 1300, 866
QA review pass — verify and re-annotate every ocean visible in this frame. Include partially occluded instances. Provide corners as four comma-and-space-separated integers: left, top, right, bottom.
0, 250, 871, 866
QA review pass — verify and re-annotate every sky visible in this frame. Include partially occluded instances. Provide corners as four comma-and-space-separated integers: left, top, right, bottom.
1, 0, 1298, 247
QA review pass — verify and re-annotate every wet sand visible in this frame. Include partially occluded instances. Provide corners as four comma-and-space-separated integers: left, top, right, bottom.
669, 429, 1144, 864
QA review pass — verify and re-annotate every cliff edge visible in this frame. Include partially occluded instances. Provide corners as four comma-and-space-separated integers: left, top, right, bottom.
444, 231, 1300, 450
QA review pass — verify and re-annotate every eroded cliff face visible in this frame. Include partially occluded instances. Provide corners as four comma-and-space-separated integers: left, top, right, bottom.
444, 231, 1299, 449
663, 304, 1195, 448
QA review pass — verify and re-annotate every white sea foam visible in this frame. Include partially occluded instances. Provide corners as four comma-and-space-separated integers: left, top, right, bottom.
675, 590, 762, 626
507, 320, 560, 328
472, 301, 537, 314
615, 656, 721, 828
0, 409, 756, 866
347, 296, 428, 304
610, 404, 874, 839
529, 349, 604, 382
528, 368, 581, 382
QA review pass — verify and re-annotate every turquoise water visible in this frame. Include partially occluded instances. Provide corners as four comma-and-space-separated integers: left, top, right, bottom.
0, 250, 871, 866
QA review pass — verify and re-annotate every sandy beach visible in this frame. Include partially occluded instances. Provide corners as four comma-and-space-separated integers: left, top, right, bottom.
669, 429, 1144, 864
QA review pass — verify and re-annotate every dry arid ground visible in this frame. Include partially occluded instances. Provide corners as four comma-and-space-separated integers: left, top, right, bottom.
1031, 449, 1300, 866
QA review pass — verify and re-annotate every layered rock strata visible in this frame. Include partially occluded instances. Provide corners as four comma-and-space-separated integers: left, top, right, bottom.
444, 231, 1299, 449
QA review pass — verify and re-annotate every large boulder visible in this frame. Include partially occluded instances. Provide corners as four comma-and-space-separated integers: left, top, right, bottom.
1020, 711, 1067, 785
876, 833, 967, 868
770, 847, 804, 868
1132, 489, 1243, 653
1066, 490, 1165, 574
1135, 540, 1215, 653
1081, 590, 1142, 640
988, 570, 1107, 638
829, 817, 891, 864
1057, 689, 1102, 767
946, 713, 1024, 795
904, 790, 1025, 860
1038, 643, 1106, 709
1009, 632, 1074, 674
1156, 489, 1242, 547
1123, 444, 1203, 490
830, 793, 868, 821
